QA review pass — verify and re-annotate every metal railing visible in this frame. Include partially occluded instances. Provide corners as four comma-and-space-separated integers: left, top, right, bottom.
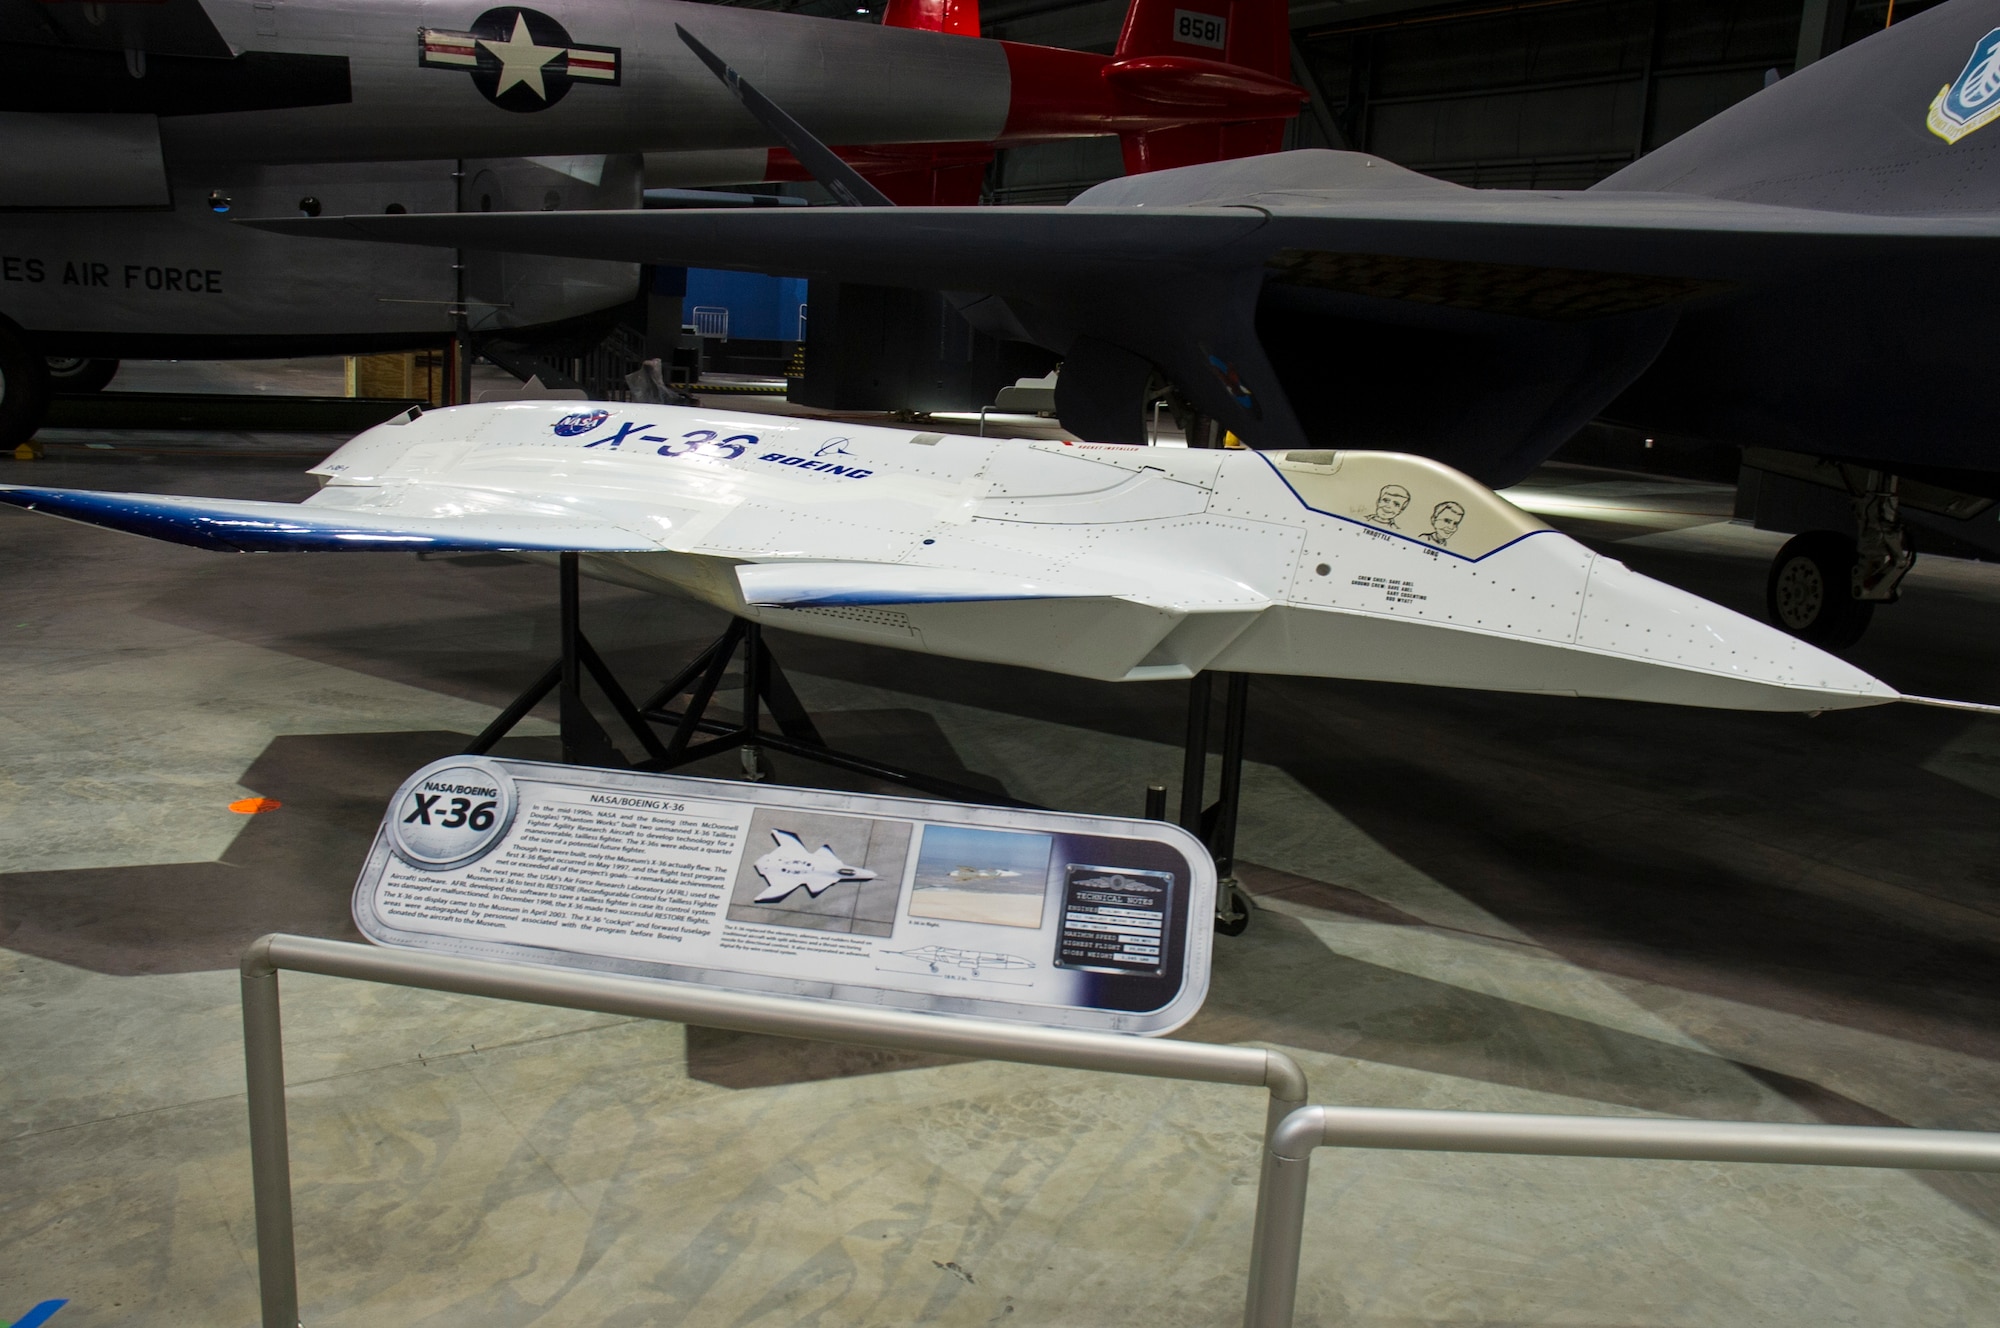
240, 933, 1307, 1328
1243, 1103, 2000, 1328
690, 305, 730, 339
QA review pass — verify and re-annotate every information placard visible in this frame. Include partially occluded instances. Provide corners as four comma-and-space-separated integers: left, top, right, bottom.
352, 757, 1216, 1034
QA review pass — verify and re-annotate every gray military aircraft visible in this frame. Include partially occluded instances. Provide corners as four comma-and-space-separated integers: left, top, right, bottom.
0, 153, 641, 401
0, 0, 1295, 171
0, 0, 1298, 445
251, 0, 2000, 647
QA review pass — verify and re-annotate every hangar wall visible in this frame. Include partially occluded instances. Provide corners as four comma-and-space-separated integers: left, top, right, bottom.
974, 0, 1950, 200
1289, 0, 1923, 189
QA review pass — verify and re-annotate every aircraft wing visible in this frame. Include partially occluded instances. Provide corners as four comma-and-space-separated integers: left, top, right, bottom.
243, 195, 2000, 298
241, 190, 2000, 472
0, 486, 661, 554
245, 207, 1262, 299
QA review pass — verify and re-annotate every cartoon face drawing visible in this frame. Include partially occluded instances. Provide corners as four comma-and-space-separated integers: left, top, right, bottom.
1369, 484, 1412, 527
1421, 500, 1466, 546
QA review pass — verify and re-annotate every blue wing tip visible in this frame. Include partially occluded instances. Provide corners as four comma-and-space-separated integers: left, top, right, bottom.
0, 483, 642, 554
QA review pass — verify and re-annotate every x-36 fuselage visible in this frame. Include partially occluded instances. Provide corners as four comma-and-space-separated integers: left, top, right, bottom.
0, 401, 1896, 713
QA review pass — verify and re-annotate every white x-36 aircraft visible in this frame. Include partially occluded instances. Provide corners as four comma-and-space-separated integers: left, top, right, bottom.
751, 829, 877, 903
0, 400, 1908, 713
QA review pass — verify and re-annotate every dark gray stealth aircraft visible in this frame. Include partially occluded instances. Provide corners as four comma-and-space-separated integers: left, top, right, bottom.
251, 0, 2000, 645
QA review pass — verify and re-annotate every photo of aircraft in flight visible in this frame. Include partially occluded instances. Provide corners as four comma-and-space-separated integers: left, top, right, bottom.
948, 866, 1023, 883
0, 0, 1302, 444
751, 828, 879, 902
0, 397, 1960, 716
270, 1, 2000, 648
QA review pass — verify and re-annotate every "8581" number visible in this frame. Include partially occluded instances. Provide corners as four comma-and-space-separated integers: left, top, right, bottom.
1172, 9, 1226, 49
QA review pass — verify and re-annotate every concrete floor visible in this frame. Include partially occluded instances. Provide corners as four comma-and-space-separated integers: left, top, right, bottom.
5, 396, 2000, 1325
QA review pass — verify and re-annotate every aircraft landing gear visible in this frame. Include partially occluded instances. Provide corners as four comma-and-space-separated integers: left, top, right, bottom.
1851, 474, 1917, 604
1768, 532, 1873, 648
0, 320, 51, 455
1765, 469, 1914, 649
45, 357, 119, 394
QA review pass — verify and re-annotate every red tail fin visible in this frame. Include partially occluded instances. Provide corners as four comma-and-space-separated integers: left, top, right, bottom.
881, 0, 980, 37
1113, 0, 1288, 81
1110, 0, 1298, 173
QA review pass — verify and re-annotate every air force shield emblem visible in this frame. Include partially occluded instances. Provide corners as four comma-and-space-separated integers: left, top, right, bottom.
1928, 26, 2000, 144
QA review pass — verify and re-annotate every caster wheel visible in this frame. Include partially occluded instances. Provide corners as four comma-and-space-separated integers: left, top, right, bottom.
1214, 882, 1253, 936
1767, 531, 1873, 649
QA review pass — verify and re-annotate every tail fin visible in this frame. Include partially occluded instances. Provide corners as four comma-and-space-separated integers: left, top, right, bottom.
881, 0, 980, 37
1597, 0, 2000, 210
1109, 0, 1301, 174
1112, 0, 1288, 80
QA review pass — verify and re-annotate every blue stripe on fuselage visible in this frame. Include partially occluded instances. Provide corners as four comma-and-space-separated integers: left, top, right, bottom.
757, 589, 1068, 607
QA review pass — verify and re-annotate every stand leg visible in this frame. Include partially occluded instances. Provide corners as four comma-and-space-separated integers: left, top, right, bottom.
741, 622, 767, 781
468, 558, 667, 765
659, 621, 745, 763
757, 632, 826, 745
558, 552, 622, 766
463, 660, 560, 755
1214, 673, 1249, 875
640, 618, 743, 714
1180, 673, 1213, 835
577, 635, 671, 765
1211, 673, 1253, 935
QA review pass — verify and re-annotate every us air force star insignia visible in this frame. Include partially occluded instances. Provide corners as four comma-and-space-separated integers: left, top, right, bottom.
420, 6, 621, 113
481, 13, 564, 99
1928, 26, 2000, 144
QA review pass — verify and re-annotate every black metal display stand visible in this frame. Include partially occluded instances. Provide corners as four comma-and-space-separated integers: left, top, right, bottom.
1179, 672, 1255, 935
469, 556, 1254, 928
463, 553, 668, 768
464, 554, 1030, 807
634, 616, 1027, 805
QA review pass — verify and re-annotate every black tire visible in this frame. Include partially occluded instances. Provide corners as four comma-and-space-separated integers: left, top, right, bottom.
0, 322, 51, 450
44, 356, 119, 394
1767, 531, 1873, 649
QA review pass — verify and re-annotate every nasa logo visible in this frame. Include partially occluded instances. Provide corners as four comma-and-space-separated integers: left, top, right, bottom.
419, 8, 622, 113
1929, 26, 2000, 144
551, 408, 609, 437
